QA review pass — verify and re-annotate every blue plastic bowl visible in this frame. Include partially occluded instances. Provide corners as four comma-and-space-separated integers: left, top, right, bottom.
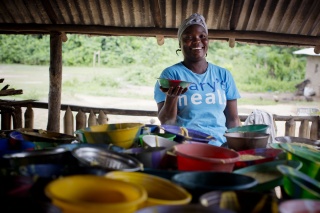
9, 131, 35, 150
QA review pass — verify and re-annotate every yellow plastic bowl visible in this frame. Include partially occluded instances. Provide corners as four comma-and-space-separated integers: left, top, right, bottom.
81, 123, 144, 149
45, 175, 147, 213
105, 171, 192, 207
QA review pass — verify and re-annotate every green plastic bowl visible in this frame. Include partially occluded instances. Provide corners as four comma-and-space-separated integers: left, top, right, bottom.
234, 160, 302, 192
278, 143, 320, 181
157, 78, 192, 90
277, 165, 320, 199
226, 124, 269, 134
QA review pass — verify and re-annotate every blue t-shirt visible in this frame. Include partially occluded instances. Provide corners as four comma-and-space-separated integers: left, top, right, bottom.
154, 62, 241, 146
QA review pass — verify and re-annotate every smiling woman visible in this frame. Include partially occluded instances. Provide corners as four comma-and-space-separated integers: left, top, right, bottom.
154, 13, 241, 146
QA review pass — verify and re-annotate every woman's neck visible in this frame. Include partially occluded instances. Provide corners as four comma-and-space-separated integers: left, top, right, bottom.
182, 59, 208, 74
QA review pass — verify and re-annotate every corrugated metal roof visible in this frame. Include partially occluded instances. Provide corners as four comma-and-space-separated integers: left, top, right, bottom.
0, 0, 320, 50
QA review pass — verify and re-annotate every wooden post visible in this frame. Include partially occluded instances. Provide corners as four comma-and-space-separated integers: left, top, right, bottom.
310, 117, 319, 140
24, 104, 34, 128
47, 32, 62, 132
13, 106, 22, 129
88, 110, 97, 127
285, 118, 296, 137
64, 106, 74, 135
1, 108, 12, 130
76, 109, 87, 130
298, 120, 310, 138
97, 110, 108, 124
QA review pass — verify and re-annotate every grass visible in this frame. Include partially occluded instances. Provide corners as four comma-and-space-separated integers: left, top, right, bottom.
1, 64, 318, 108
1, 64, 149, 100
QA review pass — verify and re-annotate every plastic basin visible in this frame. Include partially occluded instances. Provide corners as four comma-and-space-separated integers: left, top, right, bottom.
139, 133, 176, 146
172, 171, 257, 202
277, 165, 320, 199
234, 148, 283, 170
200, 190, 278, 213
161, 125, 214, 143
234, 160, 302, 192
141, 168, 182, 181
105, 171, 192, 207
278, 143, 320, 181
79, 123, 144, 149
279, 199, 320, 213
224, 132, 270, 151
226, 124, 269, 134
71, 146, 143, 172
124, 147, 168, 169
174, 143, 240, 172
136, 204, 234, 213
45, 175, 147, 213
157, 78, 192, 92
141, 135, 178, 149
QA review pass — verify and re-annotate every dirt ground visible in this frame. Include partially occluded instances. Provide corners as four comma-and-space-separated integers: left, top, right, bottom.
30, 86, 320, 138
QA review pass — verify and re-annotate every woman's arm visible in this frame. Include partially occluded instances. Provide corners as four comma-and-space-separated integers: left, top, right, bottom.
224, 99, 240, 128
157, 86, 187, 124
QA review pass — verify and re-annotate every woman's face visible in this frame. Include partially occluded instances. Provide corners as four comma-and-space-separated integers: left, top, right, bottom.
180, 24, 208, 62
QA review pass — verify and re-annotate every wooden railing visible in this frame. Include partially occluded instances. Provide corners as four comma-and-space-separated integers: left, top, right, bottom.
1, 101, 319, 140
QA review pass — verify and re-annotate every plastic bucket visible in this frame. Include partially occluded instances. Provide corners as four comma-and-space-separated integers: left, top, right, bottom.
174, 143, 240, 172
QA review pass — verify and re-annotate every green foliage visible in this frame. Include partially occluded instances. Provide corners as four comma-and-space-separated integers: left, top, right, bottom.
0, 34, 307, 92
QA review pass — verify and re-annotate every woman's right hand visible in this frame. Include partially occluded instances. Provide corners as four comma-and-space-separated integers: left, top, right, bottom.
160, 86, 188, 97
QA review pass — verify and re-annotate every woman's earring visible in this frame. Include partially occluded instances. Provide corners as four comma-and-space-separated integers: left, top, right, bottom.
206, 53, 207, 57
176, 48, 181, 56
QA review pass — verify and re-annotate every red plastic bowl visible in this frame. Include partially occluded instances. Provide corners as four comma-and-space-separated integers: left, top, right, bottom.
174, 143, 240, 172
234, 148, 283, 170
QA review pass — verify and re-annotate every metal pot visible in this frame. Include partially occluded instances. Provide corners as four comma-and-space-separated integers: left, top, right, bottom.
71, 146, 143, 172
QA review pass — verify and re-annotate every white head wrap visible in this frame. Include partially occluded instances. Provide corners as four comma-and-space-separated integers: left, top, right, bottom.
177, 13, 208, 42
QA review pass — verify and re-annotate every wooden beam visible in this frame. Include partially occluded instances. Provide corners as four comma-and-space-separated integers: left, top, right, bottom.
315, 45, 320, 54
21, 102, 158, 117
0, 24, 319, 46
